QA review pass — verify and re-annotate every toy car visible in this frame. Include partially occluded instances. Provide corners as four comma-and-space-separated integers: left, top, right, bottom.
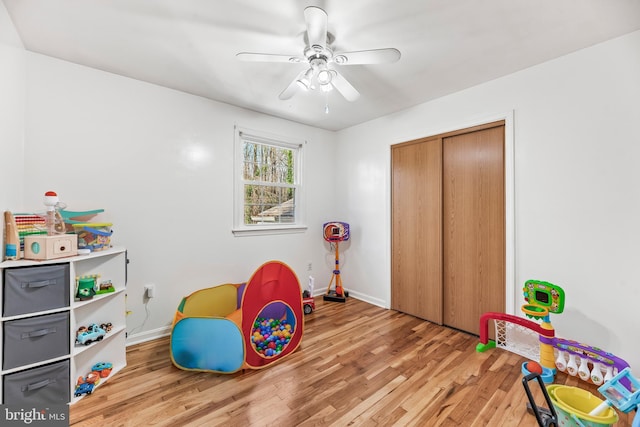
302, 292, 315, 315
76, 323, 106, 345
74, 382, 94, 397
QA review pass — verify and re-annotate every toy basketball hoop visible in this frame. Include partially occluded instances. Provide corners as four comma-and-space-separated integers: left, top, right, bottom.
323, 222, 349, 242
323, 222, 349, 302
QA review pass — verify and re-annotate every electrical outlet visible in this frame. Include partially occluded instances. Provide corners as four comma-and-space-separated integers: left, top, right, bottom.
144, 284, 155, 298
307, 262, 312, 271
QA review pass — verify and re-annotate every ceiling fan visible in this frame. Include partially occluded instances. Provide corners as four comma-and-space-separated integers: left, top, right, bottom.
236, 6, 401, 102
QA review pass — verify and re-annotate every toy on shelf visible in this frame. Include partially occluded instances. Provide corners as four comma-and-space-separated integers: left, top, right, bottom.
96, 280, 115, 295
477, 280, 630, 386
76, 323, 106, 345
3, 211, 20, 260
76, 274, 100, 301
59, 208, 105, 225
74, 371, 100, 397
72, 223, 113, 252
74, 363, 111, 398
23, 191, 79, 260
74, 382, 94, 397
91, 362, 113, 378
170, 260, 304, 373
322, 221, 350, 303
43, 191, 65, 235
8, 212, 46, 258
6, 193, 104, 260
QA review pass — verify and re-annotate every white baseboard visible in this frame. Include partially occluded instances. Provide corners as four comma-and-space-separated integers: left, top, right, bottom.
343, 290, 388, 309
313, 288, 388, 309
126, 325, 171, 346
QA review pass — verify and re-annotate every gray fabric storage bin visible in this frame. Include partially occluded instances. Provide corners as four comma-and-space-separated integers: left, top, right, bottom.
3, 312, 70, 370
3, 360, 70, 404
3, 264, 70, 317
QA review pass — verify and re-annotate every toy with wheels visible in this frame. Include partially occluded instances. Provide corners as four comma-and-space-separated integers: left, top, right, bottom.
523, 371, 623, 427
522, 372, 559, 427
76, 323, 106, 345
74, 371, 100, 397
303, 290, 315, 314
590, 367, 640, 427
170, 261, 304, 373
74, 382, 94, 397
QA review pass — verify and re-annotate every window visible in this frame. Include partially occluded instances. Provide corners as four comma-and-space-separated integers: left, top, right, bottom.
233, 127, 306, 235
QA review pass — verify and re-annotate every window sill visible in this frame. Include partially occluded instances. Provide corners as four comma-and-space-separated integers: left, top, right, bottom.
232, 225, 308, 237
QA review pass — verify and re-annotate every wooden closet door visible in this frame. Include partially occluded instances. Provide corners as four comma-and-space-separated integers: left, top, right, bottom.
391, 138, 442, 323
442, 125, 505, 335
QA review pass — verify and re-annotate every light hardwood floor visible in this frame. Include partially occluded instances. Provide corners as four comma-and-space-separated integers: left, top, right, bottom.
70, 297, 634, 426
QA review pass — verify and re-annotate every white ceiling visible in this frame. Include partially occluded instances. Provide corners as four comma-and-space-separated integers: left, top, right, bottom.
4, 0, 640, 131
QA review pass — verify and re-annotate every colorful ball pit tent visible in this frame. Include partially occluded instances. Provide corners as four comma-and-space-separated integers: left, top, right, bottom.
170, 261, 304, 373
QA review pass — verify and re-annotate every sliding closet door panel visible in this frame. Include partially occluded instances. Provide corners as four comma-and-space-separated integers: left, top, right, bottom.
442, 125, 505, 335
391, 138, 442, 323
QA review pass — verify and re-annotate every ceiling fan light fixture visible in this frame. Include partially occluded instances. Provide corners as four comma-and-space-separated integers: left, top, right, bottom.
317, 68, 332, 85
296, 68, 314, 90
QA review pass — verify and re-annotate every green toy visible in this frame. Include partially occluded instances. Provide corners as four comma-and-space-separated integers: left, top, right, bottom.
76, 275, 99, 300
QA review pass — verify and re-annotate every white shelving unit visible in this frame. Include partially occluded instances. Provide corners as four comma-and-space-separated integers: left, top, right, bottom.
0, 246, 127, 404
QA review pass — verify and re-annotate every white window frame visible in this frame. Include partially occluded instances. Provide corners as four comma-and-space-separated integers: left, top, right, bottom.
233, 126, 307, 236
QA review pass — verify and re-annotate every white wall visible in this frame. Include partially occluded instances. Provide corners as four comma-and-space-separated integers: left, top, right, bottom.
22, 53, 338, 343
0, 1, 25, 211
336, 30, 640, 369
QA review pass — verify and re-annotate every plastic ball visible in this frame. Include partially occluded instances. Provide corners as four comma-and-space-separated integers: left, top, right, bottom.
526, 361, 543, 374
250, 316, 296, 358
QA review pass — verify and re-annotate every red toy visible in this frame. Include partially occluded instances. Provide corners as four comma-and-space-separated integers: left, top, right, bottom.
303, 291, 315, 314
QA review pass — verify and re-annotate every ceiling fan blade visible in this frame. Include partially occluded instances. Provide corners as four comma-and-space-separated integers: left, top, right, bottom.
236, 52, 305, 63
279, 70, 306, 100
333, 48, 401, 65
304, 6, 327, 48
331, 72, 360, 102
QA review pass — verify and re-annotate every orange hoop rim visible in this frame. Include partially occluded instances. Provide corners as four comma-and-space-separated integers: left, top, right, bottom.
521, 304, 549, 318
